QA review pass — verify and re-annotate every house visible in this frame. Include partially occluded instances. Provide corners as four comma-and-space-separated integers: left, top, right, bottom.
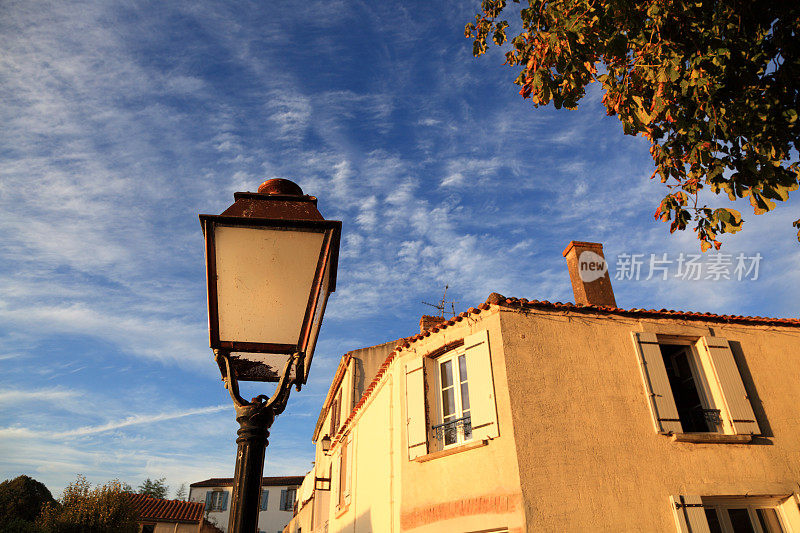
189, 476, 303, 533
125, 493, 222, 533
286, 241, 800, 532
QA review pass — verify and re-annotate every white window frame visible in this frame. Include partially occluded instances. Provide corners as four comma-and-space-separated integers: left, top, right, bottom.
208, 489, 227, 511
632, 332, 760, 437
672, 495, 798, 533
433, 348, 472, 448
404, 329, 498, 460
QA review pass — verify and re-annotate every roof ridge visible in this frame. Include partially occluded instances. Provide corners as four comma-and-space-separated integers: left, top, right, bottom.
487, 294, 800, 327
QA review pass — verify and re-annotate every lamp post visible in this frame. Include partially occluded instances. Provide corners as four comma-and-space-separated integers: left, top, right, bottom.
200, 179, 341, 533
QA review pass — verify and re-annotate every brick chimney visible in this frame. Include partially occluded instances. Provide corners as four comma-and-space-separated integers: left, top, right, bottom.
419, 315, 446, 334
562, 241, 617, 307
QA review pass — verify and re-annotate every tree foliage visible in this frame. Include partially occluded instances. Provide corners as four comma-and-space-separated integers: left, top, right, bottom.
466, 0, 800, 250
137, 478, 168, 499
174, 483, 187, 501
36, 476, 137, 533
0, 475, 55, 531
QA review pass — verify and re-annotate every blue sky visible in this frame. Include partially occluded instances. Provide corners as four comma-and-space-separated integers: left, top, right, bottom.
2, 0, 798, 498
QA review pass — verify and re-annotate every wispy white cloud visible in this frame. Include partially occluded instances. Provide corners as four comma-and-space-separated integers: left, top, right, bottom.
0, 388, 79, 405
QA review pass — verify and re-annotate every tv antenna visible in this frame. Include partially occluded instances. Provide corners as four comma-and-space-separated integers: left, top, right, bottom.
422, 285, 457, 318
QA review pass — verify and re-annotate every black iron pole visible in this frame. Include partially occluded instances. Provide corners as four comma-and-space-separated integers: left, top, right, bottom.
228, 401, 273, 533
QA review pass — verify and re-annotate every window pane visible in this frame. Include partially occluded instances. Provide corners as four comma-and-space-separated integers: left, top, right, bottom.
440, 360, 453, 388
444, 424, 457, 445
462, 412, 472, 440
756, 508, 785, 533
727, 508, 756, 533
441, 387, 456, 418
705, 509, 723, 533
460, 381, 470, 411
458, 355, 467, 381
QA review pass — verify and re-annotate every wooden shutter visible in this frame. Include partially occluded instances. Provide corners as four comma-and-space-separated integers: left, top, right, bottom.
631, 332, 682, 434
205, 491, 213, 510
670, 495, 710, 533
220, 490, 228, 511
260, 489, 269, 511
405, 358, 427, 459
698, 336, 760, 435
464, 329, 499, 440
422, 355, 440, 452
344, 436, 352, 503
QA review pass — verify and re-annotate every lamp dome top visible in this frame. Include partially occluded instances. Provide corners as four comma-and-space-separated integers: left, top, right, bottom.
258, 179, 304, 196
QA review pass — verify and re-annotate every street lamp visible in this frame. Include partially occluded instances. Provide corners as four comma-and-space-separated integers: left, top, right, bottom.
200, 178, 341, 533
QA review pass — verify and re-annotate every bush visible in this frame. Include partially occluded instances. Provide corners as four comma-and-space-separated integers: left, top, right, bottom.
0, 475, 55, 531
36, 476, 137, 533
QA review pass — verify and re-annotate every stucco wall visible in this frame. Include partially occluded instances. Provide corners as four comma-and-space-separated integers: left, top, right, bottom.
326, 377, 396, 533
187, 486, 295, 533
396, 309, 526, 533
500, 308, 800, 532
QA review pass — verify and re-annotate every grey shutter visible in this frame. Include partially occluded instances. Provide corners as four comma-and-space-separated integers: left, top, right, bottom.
631, 332, 683, 434
220, 491, 228, 511
280, 488, 287, 510
260, 489, 269, 510
670, 495, 711, 533
405, 358, 428, 459
422, 355, 440, 453
205, 491, 213, 510
464, 329, 499, 440
698, 336, 760, 435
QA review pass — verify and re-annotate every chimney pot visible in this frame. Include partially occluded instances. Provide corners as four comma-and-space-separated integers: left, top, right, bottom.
562, 241, 617, 307
419, 315, 446, 334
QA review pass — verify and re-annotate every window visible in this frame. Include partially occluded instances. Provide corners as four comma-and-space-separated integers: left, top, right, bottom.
434, 352, 472, 446
671, 495, 799, 533
205, 490, 228, 512
405, 329, 499, 460
279, 487, 296, 511
660, 343, 719, 433
141, 525, 155, 533
330, 391, 341, 436
336, 435, 351, 511
631, 332, 760, 437
260, 489, 269, 511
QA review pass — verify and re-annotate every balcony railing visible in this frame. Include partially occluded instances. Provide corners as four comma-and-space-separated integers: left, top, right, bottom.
431, 416, 472, 443
702, 408, 722, 425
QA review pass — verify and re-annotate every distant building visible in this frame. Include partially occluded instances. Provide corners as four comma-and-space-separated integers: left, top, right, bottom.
189, 476, 303, 533
286, 242, 800, 532
125, 493, 221, 533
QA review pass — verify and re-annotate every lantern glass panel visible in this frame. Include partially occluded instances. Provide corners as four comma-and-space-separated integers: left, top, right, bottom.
301, 255, 331, 383
214, 224, 324, 345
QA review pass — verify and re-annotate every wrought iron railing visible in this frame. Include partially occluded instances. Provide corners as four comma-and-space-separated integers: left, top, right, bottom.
702, 408, 722, 425
431, 416, 472, 443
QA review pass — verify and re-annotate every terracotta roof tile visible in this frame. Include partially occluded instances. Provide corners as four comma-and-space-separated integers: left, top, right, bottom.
486, 294, 800, 327
125, 494, 203, 523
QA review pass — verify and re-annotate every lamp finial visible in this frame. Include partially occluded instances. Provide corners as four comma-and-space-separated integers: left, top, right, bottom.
258, 179, 304, 196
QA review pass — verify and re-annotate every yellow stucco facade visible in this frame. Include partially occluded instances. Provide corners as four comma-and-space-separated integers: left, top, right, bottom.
287, 300, 800, 533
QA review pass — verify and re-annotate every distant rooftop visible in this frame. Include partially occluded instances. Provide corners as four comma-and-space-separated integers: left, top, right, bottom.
190, 476, 304, 488
125, 493, 204, 523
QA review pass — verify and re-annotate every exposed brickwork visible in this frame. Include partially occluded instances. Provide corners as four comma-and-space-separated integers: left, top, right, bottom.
419, 314, 446, 334
400, 493, 521, 530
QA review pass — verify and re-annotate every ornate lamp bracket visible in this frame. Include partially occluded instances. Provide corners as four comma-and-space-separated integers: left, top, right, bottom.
212, 349, 300, 533
214, 349, 297, 416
